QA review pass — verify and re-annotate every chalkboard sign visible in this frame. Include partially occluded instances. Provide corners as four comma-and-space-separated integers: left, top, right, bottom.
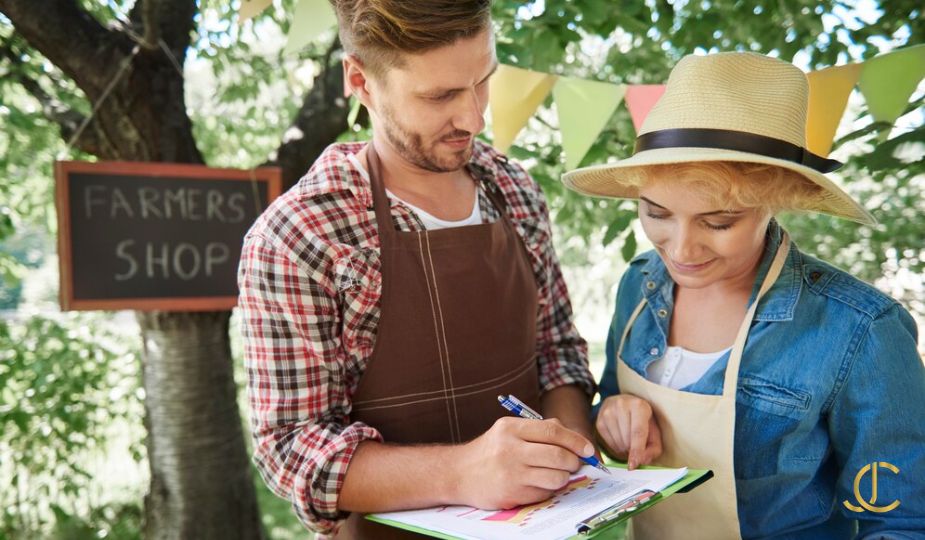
55, 160, 281, 311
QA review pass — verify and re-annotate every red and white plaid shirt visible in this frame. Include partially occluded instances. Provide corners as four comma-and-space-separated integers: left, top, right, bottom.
238, 141, 593, 534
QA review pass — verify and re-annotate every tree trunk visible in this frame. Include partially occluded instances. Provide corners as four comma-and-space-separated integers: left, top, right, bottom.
2, 2, 349, 537
0, 2, 266, 537
137, 311, 264, 540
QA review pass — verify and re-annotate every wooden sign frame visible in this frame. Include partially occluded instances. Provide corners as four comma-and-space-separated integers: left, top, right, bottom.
55, 160, 282, 311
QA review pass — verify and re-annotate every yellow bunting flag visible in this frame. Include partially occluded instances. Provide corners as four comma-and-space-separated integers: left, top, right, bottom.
806, 63, 862, 156
553, 77, 626, 169
858, 44, 925, 125
489, 65, 558, 153
624, 85, 666, 133
239, 0, 272, 22
284, 0, 338, 55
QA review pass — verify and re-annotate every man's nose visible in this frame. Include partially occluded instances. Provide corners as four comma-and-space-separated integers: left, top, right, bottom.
453, 89, 486, 135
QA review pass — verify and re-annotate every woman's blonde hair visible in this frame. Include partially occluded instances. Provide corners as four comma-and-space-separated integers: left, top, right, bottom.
631, 161, 827, 215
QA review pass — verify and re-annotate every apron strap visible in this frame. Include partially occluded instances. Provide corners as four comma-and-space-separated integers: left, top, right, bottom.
721, 232, 790, 397
366, 141, 397, 244
618, 298, 649, 360
364, 140, 507, 235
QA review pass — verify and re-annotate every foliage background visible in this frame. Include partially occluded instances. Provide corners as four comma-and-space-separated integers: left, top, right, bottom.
0, 0, 922, 537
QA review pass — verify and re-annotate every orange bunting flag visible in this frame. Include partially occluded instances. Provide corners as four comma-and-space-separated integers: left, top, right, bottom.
489, 65, 558, 153
239, 0, 272, 22
806, 63, 863, 156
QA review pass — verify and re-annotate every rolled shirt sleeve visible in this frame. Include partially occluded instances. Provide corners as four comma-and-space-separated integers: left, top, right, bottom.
529, 183, 595, 399
238, 233, 382, 534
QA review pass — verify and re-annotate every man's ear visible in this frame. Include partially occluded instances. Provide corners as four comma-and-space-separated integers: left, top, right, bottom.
343, 54, 374, 109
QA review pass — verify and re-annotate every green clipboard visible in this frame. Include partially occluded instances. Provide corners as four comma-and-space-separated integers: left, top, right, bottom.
366, 465, 713, 540
570, 464, 713, 539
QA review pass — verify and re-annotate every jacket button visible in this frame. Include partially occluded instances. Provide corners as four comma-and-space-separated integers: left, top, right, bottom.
646, 281, 656, 290
657, 308, 668, 318
810, 271, 822, 282
649, 347, 660, 356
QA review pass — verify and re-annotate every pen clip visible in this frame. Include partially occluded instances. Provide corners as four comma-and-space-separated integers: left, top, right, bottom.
575, 489, 657, 535
506, 394, 543, 420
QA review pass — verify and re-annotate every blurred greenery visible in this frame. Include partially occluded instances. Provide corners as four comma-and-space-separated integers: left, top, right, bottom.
489, 0, 923, 287
0, 225, 49, 309
0, 314, 143, 539
252, 466, 310, 540
0, 0, 921, 537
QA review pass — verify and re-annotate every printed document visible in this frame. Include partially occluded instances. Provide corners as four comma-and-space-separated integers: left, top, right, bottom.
370, 465, 687, 540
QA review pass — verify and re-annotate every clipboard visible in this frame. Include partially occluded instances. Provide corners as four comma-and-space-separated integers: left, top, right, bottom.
572, 465, 713, 539
366, 465, 713, 540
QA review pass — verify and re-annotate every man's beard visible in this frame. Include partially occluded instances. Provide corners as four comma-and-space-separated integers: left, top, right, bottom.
380, 105, 473, 173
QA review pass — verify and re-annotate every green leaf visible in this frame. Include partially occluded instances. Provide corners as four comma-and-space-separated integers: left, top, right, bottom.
621, 230, 638, 262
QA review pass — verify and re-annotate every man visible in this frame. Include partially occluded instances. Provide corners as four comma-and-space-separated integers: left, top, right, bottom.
238, 1, 597, 536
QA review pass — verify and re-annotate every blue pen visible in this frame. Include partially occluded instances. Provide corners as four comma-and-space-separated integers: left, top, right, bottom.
497, 394, 611, 475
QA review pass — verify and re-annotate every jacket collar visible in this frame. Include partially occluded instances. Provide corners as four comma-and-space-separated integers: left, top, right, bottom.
639, 219, 802, 322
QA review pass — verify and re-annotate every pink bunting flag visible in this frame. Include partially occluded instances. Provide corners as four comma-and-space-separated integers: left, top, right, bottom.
624, 85, 666, 133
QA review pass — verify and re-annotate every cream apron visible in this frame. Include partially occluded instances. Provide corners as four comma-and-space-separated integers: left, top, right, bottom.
619, 234, 790, 540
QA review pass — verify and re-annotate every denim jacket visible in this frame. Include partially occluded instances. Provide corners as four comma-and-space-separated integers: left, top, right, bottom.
596, 221, 925, 539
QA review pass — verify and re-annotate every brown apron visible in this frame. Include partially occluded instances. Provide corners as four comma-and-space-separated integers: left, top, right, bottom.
334, 142, 542, 539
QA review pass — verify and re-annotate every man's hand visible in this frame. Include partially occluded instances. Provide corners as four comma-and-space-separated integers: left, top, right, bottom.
595, 395, 663, 470
453, 417, 595, 509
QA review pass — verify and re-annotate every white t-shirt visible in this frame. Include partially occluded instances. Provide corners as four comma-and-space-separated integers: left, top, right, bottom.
646, 345, 731, 390
348, 153, 483, 230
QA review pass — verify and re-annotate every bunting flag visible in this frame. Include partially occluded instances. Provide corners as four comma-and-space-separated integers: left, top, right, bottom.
284, 0, 338, 55
624, 85, 666, 133
489, 65, 558, 153
857, 44, 925, 125
806, 63, 863, 156
239, 0, 272, 22
553, 77, 626, 169
263, 2, 923, 164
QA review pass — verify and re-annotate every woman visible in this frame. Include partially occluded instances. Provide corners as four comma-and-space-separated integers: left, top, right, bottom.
563, 52, 925, 539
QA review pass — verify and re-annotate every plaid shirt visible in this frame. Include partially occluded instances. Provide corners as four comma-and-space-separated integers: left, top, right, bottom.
238, 141, 593, 534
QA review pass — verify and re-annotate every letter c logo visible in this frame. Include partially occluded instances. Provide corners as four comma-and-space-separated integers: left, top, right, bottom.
843, 462, 901, 514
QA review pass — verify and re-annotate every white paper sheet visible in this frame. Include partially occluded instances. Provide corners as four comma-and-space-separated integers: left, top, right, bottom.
371, 465, 687, 540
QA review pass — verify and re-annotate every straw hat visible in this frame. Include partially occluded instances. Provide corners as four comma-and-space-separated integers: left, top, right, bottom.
562, 52, 875, 224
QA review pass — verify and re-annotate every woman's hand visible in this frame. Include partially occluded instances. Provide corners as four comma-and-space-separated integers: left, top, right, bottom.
595, 395, 663, 470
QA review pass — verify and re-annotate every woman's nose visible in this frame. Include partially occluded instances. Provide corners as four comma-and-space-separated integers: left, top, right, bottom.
671, 225, 702, 262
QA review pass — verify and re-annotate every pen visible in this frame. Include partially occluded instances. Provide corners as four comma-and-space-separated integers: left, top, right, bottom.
497, 394, 611, 475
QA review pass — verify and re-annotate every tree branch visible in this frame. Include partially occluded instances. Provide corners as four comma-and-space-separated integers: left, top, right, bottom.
142, 0, 161, 50
0, 0, 127, 94
150, 0, 197, 63
0, 40, 101, 154
268, 39, 354, 190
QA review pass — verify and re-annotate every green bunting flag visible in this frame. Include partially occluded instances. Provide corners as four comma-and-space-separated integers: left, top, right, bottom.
857, 44, 925, 125
553, 77, 626, 170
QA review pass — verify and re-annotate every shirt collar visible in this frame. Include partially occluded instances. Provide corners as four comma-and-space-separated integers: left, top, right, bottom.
747, 219, 802, 321
639, 219, 802, 322
299, 142, 372, 207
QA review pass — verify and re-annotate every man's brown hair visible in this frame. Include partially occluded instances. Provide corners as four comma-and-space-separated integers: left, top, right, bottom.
330, 0, 492, 76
